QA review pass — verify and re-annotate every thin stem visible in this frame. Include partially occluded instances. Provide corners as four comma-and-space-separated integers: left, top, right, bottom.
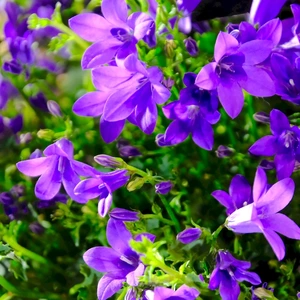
158, 195, 181, 233
142, 214, 174, 225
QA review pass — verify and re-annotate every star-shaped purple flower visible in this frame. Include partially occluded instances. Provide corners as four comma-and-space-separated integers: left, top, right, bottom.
227, 167, 300, 260
195, 32, 275, 118
249, 109, 300, 179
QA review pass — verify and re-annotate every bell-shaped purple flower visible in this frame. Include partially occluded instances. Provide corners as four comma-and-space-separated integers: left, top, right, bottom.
212, 174, 252, 215
249, 109, 300, 179
227, 167, 300, 260
195, 31, 275, 119
176, 228, 202, 244
209, 250, 261, 300
74, 169, 130, 217
16, 138, 98, 202
155, 181, 173, 195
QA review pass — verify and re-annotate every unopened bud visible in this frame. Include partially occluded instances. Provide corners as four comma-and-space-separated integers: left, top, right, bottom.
184, 37, 199, 56
37, 129, 54, 141
94, 154, 125, 168
109, 208, 139, 221
155, 181, 173, 194
176, 228, 202, 244
253, 112, 270, 124
47, 100, 62, 117
216, 145, 234, 158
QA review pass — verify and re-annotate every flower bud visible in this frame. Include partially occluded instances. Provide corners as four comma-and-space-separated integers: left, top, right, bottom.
29, 222, 45, 235
176, 228, 202, 244
162, 78, 174, 90
184, 37, 199, 56
216, 145, 234, 158
37, 129, 54, 141
109, 208, 139, 221
253, 112, 270, 124
47, 100, 62, 117
259, 159, 275, 170
165, 39, 176, 58
155, 181, 173, 194
30, 149, 43, 159
94, 154, 125, 168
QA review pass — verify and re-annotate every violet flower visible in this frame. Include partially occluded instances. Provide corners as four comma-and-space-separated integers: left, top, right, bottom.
157, 72, 220, 150
109, 208, 139, 222
216, 145, 234, 158
176, 228, 202, 244
143, 285, 199, 300
74, 169, 130, 217
209, 250, 261, 300
0, 75, 18, 110
195, 32, 275, 119
249, 109, 300, 179
73, 54, 170, 143
16, 138, 98, 202
212, 174, 252, 215
83, 218, 148, 300
69, 0, 154, 69
117, 138, 141, 157
184, 37, 199, 56
155, 181, 173, 195
227, 167, 300, 260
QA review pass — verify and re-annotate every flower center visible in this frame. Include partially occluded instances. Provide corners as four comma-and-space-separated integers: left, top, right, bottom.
187, 105, 200, 119
110, 27, 132, 42
279, 130, 299, 150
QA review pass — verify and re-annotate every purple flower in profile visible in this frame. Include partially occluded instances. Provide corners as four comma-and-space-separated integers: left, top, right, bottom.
184, 37, 199, 56
209, 250, 261, 300
73, 54, 170, 143
157, 73, 220, 150
16, 138, 98, 202
69, 0, 154, 69
212, 174, 252, 215
155, 181, 173, 195
227, 167, 300, 260
110, 208, 139, 221
195, 32, 275, 118
143, 284, 199, 300
74, 169, 130, 217
83, 218, 147, 300
249, 109, 300, 179
177, 228, 202, 244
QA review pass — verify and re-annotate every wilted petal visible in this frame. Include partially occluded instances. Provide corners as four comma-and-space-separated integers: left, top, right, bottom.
214, 32, 239, 62
248, 135, 277, 156
195, 62, 219, 90
73, 91, 110, 117
262, 229, 285, 260
97, 275, 125, 300
68, 13, 112, 42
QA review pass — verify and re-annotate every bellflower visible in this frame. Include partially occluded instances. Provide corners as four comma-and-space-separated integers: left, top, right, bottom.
249, 109, 300, 179
69, 0, 154, 69
157, 73, 220, 149
143, 285, 199, 300
227, 167, 300, 260
83, 218, 150, 300
249, 0, 286, 26
195, 32, 275, 118
209, 250, 261, 300
74, 170, 130, 217
212, 174, 252, 215
176, 228, 202, 244
16, 138, 98, 202
73, 54, 170, 143
155, 181, 173, 194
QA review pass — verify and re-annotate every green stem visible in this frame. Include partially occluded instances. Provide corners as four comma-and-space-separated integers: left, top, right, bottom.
158, 195, 181, 233
3, 236, 49, 265
0, 277, 61, 300
211, 224, 224, 240
142, 214, 174, 225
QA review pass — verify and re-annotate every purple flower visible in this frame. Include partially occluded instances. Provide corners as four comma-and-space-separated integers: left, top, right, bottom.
0, 75, 18, 110
109, 208, 139, 221
249, 0, 286, 26
209, 250, 261, 300
184, 37, 199, 56
212, 174, 252, 215
176, 228, 202, 244
249, 109, 300, 179
216, 145, 234, 158
69, 0, 154, 69
144, 285, 199, 300
83, 218, 146, 300
155, 181, 173, 195
227, 167, 300, 260
195, 32, 275, 118
74, 170, 130, 217
16, 138, 98, 202
157, 73, 220, 150
73, 54, 170, 143
117, 138, 141, 157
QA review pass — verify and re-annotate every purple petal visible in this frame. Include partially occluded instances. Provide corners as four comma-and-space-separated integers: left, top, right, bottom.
16, 157, 54, 177
239, 40, 273, 65
274, 154, 295, 180
219, 273, 240, 300
239, 66, 275, 97
126, 263, 145, 286
127, 12, 154, 40
253, 167, 268, 203
44, 138, 74, 159
214, 32, 239, 62
208, 268, 221, 290
115, 42, 138, 67
68, 13, 112, 42
261, 213, 300, 239
35, 161, 62, 200
270, 109, 290, 136
71, 160, 100, 177
73, 92, 110, 117
123, 54, 148, 75
211, 190, 232, 211
174, 284, 200, 299
97, 275, 124, 300
257, 18, 282, 45
100, 118, 125, 143
98, 192, 113, 217
101, 0, 128, 25
229, 174, 252, 209
152, 82, 171, 104
256, 178, 295, 214
110, 208, 139, 221
262, 229, 285, 260
176, 228, 202, 244
234, 269, 261, 285
74, 177, 102, 199
191, 117, 214, 150
217, 78, 244, 119
195, 62, 219, 90
248, 135, 277, 156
